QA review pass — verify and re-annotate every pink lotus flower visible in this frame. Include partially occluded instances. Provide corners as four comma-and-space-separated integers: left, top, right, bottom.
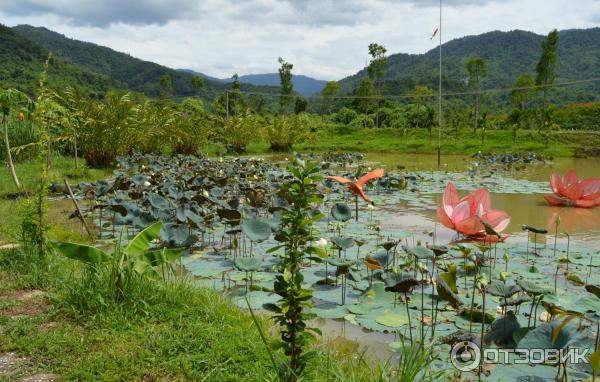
544, 170, 600, 208
437, 183, 510, 242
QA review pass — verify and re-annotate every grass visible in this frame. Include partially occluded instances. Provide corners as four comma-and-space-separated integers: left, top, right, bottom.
0, 155, 112, 242
236, 127, 600, 158
0, 249, 388, 382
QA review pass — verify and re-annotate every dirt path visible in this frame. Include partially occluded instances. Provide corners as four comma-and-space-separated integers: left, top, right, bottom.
0, 289, 61, 382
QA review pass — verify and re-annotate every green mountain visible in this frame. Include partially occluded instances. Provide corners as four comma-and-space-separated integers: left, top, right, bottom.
340, 28, 600, 105
10, 24, 281, 99
0, 23, 122, 96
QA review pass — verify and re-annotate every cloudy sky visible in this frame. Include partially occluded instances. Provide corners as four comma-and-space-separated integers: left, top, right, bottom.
1, 0, 599, 80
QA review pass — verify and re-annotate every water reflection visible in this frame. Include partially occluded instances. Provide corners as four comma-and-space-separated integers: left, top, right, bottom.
363, 153, 600, 245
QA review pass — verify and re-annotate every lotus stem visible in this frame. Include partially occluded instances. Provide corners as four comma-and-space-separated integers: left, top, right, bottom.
404, 292, 413, 344
420, 279, 425, 343
526, 234, 530, 262
595, 322, 599, 352
355, 194, 358, 221
566, 232, 570, 273
480, 285, 486, 381
533, 296, 542, 328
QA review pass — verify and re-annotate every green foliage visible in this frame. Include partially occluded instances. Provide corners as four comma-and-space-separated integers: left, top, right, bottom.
268, 157, 324, 381
52, 221, 183, 303
0, 24, 121, 96
278, 57, 294, 114
266, 114, 311, 151
321, 80, 340, 114
214, 109, 260, 153
159, 74, 173, 100
510, 73, 536, 110
367, 43, 388, 88
536, 29, 560, 107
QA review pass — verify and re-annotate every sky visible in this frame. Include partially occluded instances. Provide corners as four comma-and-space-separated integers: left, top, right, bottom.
1, 0, 599, 80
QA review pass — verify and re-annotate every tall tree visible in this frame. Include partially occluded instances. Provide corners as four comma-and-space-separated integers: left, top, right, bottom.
367, 43, 388, 128
354, 78, 377, 128
191, 75, 205, 98
278, 57, 294, 115
410, 85, 433, 133
510, 73, 536, 110
294, 97, 308, 114
230, 73, 242, 116
466, 57, 487, 133
535, 29, 559, 110
321, 80, 340, 115
159, 75, 173, 100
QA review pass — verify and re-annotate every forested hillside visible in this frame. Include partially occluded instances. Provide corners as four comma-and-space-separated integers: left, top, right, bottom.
0, 24, 122, 96
339, 29, 600, 105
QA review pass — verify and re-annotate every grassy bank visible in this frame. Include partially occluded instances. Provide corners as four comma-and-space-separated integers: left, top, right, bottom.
0, 155, 112, 242
0, 249, 381, 381
241, 128, 600, 158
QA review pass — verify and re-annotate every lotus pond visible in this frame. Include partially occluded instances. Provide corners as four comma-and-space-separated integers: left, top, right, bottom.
61, 151, 600, 381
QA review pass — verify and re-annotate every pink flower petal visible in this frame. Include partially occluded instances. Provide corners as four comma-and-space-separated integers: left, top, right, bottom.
443, 182, 460, 218
550, 173, 564, 196
455, 215, 484, 236
437, 206, 455, 230
563, 170, 579, 188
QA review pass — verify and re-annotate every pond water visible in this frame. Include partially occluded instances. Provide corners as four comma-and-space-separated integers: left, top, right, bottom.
312, 152, 600, 361
364, 153, 600, 245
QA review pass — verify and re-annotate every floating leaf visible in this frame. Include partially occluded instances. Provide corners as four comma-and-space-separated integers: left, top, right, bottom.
241, 217, 271, 242
331, 202, 352, 222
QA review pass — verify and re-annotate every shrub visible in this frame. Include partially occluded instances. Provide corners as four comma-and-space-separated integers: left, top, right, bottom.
266, 114, 311, 151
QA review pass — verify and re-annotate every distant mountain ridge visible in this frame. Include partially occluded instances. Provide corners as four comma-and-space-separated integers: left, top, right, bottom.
178, 69, 327, 96
339, 28, 600, 104
10, 24, 281, 98
3, 24, 599, 105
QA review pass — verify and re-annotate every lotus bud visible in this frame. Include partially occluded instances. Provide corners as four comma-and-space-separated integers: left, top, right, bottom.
316, 238, 328, 247
499, 271, 509, 282
478, 276, 488, 289
503, 251, 509, 263
203, 190, 209, 197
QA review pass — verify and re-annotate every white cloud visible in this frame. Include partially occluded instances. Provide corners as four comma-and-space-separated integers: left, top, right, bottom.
1, 0, 598, 79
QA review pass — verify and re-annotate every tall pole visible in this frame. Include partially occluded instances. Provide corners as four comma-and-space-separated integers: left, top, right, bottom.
437, 0, 442, 168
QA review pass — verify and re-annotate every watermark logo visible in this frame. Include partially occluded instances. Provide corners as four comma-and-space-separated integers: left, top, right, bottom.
450, 341, 590, 372
450, 341, 481, 371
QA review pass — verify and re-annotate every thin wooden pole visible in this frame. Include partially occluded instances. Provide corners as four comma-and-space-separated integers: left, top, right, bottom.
437, 0, 443, 168
64, 179, 93, 237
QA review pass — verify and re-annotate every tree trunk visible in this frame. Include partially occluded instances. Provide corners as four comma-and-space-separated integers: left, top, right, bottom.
2, 114, 21, 189
473, 93, 479, 133
73, 128, 79, 169
375, 99, 380, 128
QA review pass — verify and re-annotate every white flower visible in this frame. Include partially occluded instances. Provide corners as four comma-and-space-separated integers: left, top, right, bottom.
143, 181, 151, 187
203, 190, 209, 197
316, 238, 328, 247
368, 204, 375, 210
